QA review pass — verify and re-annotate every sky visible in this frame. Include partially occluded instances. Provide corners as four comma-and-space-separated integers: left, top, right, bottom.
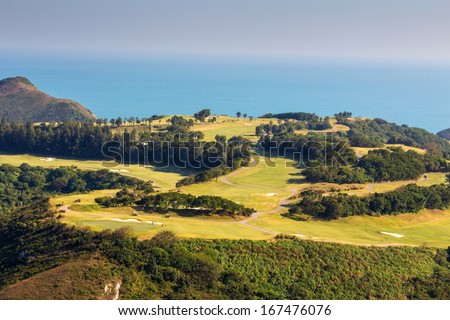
1, 0, 450, 62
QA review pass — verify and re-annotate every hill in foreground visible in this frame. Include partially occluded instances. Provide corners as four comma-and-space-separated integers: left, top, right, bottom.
0, 76, 96, 122
1, 200, 450, 300
437, 128, 450, 141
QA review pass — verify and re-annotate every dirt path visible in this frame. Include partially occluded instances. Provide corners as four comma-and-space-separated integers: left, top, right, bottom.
231, 188, 299, 235
219, 158, 258, 186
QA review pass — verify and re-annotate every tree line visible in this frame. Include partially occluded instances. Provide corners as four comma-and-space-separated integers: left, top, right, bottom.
95, 190, 256, 217
303, 148, 450, 184
289, 182, 450, 220
0, 163, 152, 214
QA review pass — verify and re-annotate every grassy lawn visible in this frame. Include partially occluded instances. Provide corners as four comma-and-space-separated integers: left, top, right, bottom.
0, 153, 193, 191
353, 144, 427, 156
53, 187, 450, 247
181, 156, 301, 211
345, 172, 447, 196
295, 118, 350, 135
250, 208, 450, 248
54, 190, 270, 240
192, 116, 273, 141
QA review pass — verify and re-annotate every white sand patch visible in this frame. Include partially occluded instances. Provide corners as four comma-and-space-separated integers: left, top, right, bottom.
119, 169, 129, 172
110, 218, 141, 223
110, 169, 119, 172
265, 193, 277, 197
293, 234, 306, 238
144, 221, 163, 225
380, 232, 404, 238
40, 157, 55, 162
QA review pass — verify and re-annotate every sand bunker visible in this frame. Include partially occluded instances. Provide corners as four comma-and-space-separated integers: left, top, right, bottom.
111, 218, 140, 223
265, 193, 277, 197
293, 234, 306, 238
380, 232, 404, 238
144, 221, 163, 225
110, 218, 163, 225
119, 169, 129, 172
40, 157, 55, 162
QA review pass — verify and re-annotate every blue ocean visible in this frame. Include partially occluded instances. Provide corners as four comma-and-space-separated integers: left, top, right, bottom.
1, 52, 450, 133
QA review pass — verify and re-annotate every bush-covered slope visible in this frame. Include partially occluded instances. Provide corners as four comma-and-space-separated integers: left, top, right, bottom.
0, 258, 119, 300
341, 118, 450, 157
1, 200, 450, 300
437, 128, 450, 141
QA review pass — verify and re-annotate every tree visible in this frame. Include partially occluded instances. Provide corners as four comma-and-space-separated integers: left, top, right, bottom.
243, 113, 247, 118
115, 117, 123, 127
236, 112, 241, 118
194, 109, 211, 123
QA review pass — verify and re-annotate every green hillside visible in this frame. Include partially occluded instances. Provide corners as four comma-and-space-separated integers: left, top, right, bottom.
0, 76, 95, 122
1, 200, 450, 300
437, 128, 450, 141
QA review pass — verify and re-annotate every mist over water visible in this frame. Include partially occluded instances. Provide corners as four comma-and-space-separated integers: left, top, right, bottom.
1, 53, 450, 133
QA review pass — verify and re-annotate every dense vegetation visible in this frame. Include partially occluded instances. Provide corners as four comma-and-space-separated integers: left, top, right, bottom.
257, 129, 357, 169
95, 190, 256, 217
0, 77, 95, 122
0, 119, 113, 158
289, 183, 450, 220
0, 118, 251, 179
437, 128, 450, 141
176, 164, 232, 187
0, 163, 153, 214
340, 118, 450, 157
303, 148, 449, 184
1, 200, 450, 299
259, 112, 319, 121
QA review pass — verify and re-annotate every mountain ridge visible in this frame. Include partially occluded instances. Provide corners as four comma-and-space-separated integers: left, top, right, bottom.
0, 76, 96, 122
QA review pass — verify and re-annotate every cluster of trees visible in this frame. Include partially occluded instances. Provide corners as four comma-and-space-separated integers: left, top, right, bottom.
193, 109, 211, 123
255, 117, 332, 137
259, 112, 319, 122
105, 115, 165, 127
340, 118, 450, 157
171, 135, 252, 187
138, 192, 256, 216
306, 116, 332, 130
94, 188, 138, 207
168, 115, 194, 128
259, 131, 357, 168
0, 117, 251, 173
176, 164, 232, 187
2, 200, 450, 299
0, 119, 113, 158
303, 166, 370, 184
289, 183, 450, 220
255, 121, 304, 137
303, 148, 449, 184
0, 163, 152, 213
334, 111, 353, 121
96, 191, 256, 217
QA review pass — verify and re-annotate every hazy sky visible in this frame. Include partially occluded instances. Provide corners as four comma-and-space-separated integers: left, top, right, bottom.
1, 0, 450, 62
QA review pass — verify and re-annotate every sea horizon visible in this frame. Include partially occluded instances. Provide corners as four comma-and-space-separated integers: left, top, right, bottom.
1, 51, 449, 133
